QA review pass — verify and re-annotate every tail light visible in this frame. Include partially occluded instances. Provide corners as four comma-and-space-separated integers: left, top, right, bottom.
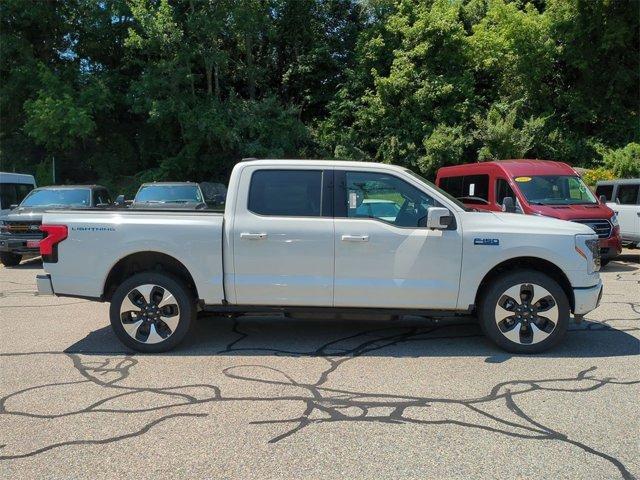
39, 225, 68, 262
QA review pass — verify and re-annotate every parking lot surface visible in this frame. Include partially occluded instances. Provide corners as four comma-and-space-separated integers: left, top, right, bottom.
1, 251, 639, 479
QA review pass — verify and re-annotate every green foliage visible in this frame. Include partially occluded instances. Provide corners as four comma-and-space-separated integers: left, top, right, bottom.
1, 0, 638, 187
602, 143, 640, 178
581, 167, 615, 187
474, 102, 547, 161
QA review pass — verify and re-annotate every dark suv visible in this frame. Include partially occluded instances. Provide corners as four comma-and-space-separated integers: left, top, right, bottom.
0, 185, 112, 266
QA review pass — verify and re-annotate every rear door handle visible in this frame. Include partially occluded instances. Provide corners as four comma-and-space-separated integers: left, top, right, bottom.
240, 232, 268, 240
341, 234, 369, 242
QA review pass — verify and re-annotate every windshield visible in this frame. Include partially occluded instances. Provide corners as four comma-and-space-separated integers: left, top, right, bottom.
20, 188, 90, 207
135, 185, 203, 204
403, 169, 469, 210
514, 175, 597, 205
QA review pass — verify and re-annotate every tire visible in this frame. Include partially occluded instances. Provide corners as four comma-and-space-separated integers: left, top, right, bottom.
478, 270, 570, 353
0, 252, 22, 267
600, 259, 610, 267
109, 271, 196, 353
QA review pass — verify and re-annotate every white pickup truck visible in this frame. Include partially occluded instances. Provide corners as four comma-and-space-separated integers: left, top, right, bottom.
37, 159, 603, 353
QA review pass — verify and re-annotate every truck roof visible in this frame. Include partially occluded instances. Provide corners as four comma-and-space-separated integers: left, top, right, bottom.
32, 185, 107, 190
437, 159, 577, 177
596, 178, 640, 185
140, 181, 198, 186
0, 172, 36, 184
240, 158, 411, 174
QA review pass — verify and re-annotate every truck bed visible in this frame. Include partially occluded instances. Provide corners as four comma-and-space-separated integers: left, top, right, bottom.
41, 209, 225, 303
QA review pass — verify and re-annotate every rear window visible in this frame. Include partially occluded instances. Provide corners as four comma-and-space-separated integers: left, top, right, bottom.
595, 185, 614, 201
248, 170, 322, 216
440, 174, 489, 204
617, 184, 639, 205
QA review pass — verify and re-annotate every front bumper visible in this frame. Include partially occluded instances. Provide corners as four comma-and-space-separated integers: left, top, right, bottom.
599, 233, 622, 260
573, 281, 603, 315
0, 235, 41, 255
36, 274, 54, 296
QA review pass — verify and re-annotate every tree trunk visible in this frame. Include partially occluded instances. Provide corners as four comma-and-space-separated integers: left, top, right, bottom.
246, 34, 255, 100
214, 63, 220, 99
205, 57, 213, 97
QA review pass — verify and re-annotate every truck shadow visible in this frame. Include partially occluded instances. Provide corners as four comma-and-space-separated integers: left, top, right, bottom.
64, 314, 640, 360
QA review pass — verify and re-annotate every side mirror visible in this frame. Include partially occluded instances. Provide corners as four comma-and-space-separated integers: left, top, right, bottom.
9, 204, 18, 209
501, 196, 516, 213
425, 207, 453, 229
115, 194, 125, 207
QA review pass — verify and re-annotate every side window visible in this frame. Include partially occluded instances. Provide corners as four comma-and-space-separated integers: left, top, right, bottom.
461, 175, 489, 204
248, 169, 322, 216
617, 184, 639, 205
0, 183, 33, 208
496, 178, 516, 205
595, 185, 613, 201
440, 176, 463, 198
345, 171, 439, 227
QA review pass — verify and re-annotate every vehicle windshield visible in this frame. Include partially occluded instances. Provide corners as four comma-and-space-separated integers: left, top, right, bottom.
403, 169, 470, 211
20, 188, 90, 207
514, 175, 597, 205
135, 185, 203, 204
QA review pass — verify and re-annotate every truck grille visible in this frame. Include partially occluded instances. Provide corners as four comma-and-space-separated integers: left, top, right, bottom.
572, 219, 612, 239
3, 221, 43, 238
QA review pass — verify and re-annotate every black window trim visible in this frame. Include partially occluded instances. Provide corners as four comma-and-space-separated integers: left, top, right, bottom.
333, 169, 457, 230
246, 168, 333, 218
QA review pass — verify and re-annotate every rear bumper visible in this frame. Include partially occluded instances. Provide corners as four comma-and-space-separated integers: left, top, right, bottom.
573, 281, 603, 315
36, 274, 54, 296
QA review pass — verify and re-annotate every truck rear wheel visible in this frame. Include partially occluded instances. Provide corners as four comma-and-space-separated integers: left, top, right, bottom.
478, 270, 570, 353
0, 252, 22, 267
109, 271, 196, 353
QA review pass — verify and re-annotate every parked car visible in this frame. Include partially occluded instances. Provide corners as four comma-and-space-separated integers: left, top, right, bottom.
129, 182, 207, 209
436, 160, 622, 265
595, 179, 640, 247
0, 172, 36, 216
37, 159, 602, 354
0, 185, 111, 266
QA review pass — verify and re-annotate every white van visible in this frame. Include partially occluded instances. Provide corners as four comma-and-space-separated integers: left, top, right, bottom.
596, 179, 640, 247
0, 172, 37, 217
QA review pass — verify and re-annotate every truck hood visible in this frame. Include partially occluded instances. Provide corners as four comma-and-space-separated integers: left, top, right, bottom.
0, 205, 93, 222
1, 208, 46, 223
526, 203, 614, 221
464, 211, 595, 236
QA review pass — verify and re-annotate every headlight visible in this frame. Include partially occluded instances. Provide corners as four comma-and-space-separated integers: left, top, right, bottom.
610, 213, 619, 227
575, 234, 600, 273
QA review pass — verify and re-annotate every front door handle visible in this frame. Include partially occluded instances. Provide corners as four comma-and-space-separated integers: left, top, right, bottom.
240, 232, 268, 240
341, 234, 369, 242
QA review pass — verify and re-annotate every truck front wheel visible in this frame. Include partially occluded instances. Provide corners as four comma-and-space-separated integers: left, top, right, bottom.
0, 252, 22, 267
109, 271, 196, 353
478, 270, 570, 353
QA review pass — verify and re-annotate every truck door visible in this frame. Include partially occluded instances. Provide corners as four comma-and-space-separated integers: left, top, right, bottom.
231, 167, 334, 306
333, 170, 463, 309
613, 183, 640, 241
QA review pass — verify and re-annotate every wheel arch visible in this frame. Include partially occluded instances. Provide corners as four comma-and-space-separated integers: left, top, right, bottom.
103, 251, 198, 302
474, 257, 574, 312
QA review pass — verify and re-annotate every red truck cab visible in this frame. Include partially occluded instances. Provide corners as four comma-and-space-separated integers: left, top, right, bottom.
436, 160, 622, 263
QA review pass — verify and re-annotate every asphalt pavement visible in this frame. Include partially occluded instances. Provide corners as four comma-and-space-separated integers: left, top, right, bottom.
0, 251, 638, 479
